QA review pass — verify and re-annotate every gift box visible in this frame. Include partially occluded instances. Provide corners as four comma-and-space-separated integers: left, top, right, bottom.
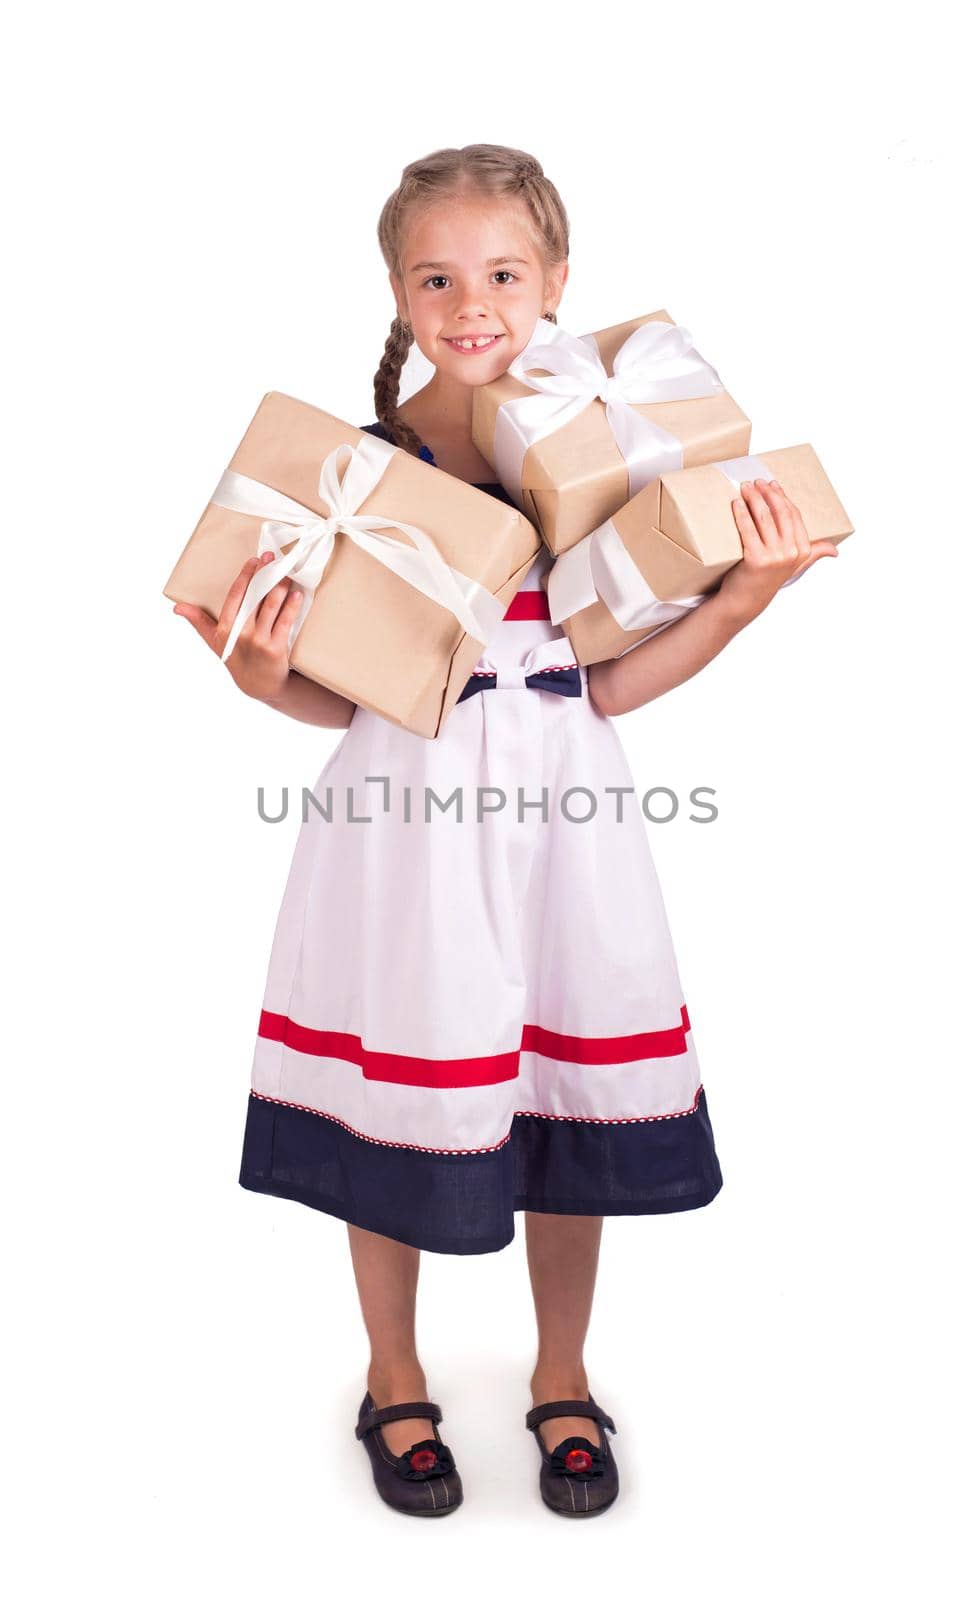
545, 445, 854, 666
471, 310, 752, 554
163, 392, 541, 739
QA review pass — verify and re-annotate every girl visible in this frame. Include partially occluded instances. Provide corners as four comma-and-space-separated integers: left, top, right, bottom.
174, 144, 837, 1519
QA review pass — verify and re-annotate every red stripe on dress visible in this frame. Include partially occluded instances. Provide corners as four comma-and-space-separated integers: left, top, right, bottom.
522, 1006, 691, 1064
258, 1005, 691, 1088
503, 589, 550, 621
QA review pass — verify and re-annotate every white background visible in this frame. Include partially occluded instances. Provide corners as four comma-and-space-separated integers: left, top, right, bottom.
5, 1, 965, 1594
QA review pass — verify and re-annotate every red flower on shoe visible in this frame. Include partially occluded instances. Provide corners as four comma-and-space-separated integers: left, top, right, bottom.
397, 1439, 455, 1480
549, 1437, 607, 1479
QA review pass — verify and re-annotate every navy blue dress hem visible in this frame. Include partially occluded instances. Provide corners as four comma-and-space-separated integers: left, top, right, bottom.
238, 1087, 724, 1256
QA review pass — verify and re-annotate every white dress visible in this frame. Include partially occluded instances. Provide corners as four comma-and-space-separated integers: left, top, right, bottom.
238, 440, 723, 1254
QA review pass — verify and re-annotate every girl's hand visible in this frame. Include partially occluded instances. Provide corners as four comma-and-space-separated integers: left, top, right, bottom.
717, 478, 839, 622
172, 552, 305, 702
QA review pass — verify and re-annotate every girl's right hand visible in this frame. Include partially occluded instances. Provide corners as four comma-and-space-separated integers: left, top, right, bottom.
717, 478, 838, 623
173, 552, 305, 702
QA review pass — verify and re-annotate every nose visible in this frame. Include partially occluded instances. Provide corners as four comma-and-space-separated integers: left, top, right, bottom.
453, 285, 492, 320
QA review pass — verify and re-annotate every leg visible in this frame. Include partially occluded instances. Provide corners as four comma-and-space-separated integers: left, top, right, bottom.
347, 1222, 432, 1456
525, 1212, 604, 1451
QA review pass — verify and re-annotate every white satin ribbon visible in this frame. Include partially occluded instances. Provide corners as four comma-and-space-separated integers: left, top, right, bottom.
492, 319, 725, 511
546, 452, 807, 635
213, 431, 506, 664
712, 453, 774, 488
547, 517, 708, 635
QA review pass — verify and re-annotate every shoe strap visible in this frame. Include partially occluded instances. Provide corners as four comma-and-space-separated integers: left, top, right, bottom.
525, 1397, 617, 1435
526, 1397, 616, 1435
355, 1399, 443, 1439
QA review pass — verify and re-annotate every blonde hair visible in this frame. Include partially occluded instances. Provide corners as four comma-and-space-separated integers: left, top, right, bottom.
373, 144, 569, 457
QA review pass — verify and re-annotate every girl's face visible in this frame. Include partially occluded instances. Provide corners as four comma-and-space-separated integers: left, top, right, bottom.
391, 193, 567, 389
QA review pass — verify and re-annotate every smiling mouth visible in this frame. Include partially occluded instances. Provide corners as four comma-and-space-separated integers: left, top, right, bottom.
443, 333, 504, 352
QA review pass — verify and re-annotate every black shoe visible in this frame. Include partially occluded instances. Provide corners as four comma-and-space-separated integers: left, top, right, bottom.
525, 1395, 620, 1517
355, 1391, 463, 1516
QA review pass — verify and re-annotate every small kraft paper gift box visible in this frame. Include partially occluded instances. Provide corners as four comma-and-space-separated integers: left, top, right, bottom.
545, 445, 854, 666
163, 393, 541, 739
471, 310, 752, 555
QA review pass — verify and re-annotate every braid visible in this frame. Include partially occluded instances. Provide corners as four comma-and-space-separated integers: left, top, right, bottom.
373, 316, 427, 458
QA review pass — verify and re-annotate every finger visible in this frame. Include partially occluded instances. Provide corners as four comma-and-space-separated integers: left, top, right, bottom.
754, 480, 796, 554
270, 580, 306, 647
740, 481, 775, 544
768, 480, 811, 559
217, 552, 276, 636
225, 551, 275, 613
731, 493, 763, 552
254, 573, 298, 639
789, 543, 839, 581
173, 601, 218, 651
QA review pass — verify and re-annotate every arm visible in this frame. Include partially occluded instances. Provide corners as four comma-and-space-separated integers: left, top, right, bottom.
261, 671, 356, 729
587, 476, 840, 717
588, 588, 754, 716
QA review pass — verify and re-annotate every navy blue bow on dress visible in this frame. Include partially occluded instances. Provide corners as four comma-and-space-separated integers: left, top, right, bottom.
457, 666, 582, 704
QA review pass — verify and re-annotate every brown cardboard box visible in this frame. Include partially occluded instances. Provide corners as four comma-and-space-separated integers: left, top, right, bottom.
163, 392, 540, 739
472, 310, 751, 554
546, 444, 853, 665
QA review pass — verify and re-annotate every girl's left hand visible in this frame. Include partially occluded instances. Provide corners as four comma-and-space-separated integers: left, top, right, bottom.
717, 477, 839, 622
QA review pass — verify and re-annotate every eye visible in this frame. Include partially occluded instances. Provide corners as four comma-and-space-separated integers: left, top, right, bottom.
420, 270, 519, 290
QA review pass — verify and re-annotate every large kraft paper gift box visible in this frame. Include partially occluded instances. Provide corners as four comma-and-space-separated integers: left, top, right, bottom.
546, 445, 854, 666
471, 310, 752, 555
163, 393, 541, 740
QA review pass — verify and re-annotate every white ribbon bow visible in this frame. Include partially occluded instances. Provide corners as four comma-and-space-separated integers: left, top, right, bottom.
468, 638, 580, 689
493, 319, 726, 509
213, 431, 506, 664
547, 454, 808, 639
